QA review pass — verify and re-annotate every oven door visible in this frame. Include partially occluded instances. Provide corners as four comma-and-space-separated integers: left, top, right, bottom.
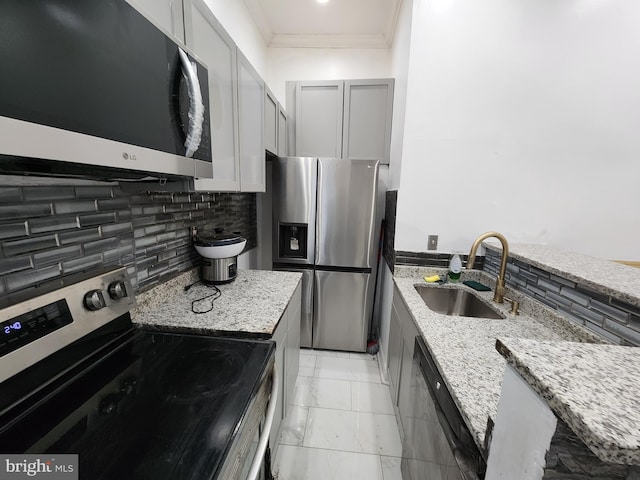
221, 364, 279, 480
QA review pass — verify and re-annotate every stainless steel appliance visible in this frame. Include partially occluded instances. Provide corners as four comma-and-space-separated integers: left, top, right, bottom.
401, 336, 486, 480
0, 1, 211, 180
0, 267, 277, 480
272, 157, 380, 352
194, 229, 247, 284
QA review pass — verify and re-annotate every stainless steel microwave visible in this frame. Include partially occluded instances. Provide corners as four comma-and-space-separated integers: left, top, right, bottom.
0, 1, 212, 180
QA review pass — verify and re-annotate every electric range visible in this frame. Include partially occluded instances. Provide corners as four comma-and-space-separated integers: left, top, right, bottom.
0, 267, 275, 480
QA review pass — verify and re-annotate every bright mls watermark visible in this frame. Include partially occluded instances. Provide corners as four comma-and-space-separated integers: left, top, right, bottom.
0, 455, 78, 480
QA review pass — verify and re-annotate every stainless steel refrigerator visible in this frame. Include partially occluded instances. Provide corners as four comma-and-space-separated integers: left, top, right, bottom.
272, 157, 380, 352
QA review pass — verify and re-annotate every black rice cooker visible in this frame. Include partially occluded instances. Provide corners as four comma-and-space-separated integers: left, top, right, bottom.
194, 229, 247, 284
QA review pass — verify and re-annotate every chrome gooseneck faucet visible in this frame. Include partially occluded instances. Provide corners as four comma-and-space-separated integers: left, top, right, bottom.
466, 231, 509, 304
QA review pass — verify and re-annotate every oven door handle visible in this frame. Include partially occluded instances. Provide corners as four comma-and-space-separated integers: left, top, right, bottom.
247, 365, 279, 480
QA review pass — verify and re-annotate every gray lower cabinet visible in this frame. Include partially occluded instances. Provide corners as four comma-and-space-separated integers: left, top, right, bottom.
288, 79, 394, 163
390, 283, 420, 440
270, 280, 302, 458
388, 302, 403, 407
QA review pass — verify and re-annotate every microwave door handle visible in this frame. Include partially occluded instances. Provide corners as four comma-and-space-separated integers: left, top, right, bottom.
178, 48, 205, 158
247, 365, 279, 480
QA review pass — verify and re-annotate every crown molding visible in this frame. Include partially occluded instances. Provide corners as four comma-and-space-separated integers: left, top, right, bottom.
243, 0, 401, 49
243, 0, 273, 45
269, 34, 391, 49
385, 0, 403, 46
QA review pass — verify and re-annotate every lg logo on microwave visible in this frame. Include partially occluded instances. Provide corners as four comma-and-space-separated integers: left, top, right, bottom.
122, 152, 137, 161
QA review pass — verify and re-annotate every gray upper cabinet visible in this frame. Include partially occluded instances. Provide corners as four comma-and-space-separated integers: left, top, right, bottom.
267, 89, 289, 157
342, 79, 394, 164
184, 0, 241, 191
278, 106, 288, 157
237, 50, 265, 192
265, 87, 278, 155
125, 0, 185, 43
290, 79, 394, 163
294, 81, 344, 158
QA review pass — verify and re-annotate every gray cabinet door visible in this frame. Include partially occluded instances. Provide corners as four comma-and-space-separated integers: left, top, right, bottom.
277, 106, 287, 157
388, 302, 403, 408
125, 0, 185, 43
265, 87, 278, 155
285, 282, 302, 413
342, 79, 394, 164
237, 50, 265, 192
185, 0, 240, 191
294, 81, 344, 158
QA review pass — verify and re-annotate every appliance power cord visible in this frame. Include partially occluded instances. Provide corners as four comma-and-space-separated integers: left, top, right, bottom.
184, 281, 222, 314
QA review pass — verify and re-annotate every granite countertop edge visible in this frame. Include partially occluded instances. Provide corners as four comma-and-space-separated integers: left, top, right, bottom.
131, 268, 303, 338
483, 243, 640, 308
496, 337, 640, 465
392, 264, 637, 466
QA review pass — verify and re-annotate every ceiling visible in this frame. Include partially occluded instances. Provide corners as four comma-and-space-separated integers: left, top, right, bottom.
243, 0, 402, 49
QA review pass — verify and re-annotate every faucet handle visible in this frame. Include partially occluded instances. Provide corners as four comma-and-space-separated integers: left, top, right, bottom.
503, 296, 520, 315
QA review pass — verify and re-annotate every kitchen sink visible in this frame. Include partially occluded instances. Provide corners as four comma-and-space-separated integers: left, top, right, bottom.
414, 285, 505, 319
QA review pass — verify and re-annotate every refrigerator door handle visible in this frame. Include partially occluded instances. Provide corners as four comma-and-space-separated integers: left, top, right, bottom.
315, 159, 323, 263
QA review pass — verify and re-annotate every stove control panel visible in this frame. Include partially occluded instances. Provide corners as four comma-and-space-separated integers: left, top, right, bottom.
0, 267, 135, 383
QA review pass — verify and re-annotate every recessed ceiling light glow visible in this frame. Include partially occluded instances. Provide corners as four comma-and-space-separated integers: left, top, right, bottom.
317, 0, 329, 4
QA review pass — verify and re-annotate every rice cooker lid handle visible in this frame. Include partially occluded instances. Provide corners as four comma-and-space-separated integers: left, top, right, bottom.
195, 228, 245, 247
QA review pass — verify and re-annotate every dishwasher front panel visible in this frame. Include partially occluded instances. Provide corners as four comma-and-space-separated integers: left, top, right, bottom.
401, 336, 485, 480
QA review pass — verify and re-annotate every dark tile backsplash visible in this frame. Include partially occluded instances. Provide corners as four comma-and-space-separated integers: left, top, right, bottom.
0, 182, 257, 297
484, 249, 640, 346
396, 251, 484, 270
383, 190, 397, 272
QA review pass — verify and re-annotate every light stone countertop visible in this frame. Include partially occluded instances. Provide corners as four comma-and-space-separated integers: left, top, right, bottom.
484, 243, 640, 307
131, 268, 302, 338
393, 265, 605, 454
497, 338, 640, 465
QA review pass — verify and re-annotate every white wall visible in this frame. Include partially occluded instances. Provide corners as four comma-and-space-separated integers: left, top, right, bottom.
266, 48, 392, 106
379, 0, 414, 371
388, 0, 413, 190
203, 0, 268, 78
395, 0, 640, 260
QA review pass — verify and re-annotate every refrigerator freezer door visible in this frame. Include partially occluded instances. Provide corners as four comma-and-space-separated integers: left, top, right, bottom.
313, 270, 374, 352
272, 157, 317, 265
316, 159, 379, 269
273, 266, 314, 348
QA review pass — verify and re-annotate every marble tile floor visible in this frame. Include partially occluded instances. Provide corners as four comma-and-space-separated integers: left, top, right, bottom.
272, 349, 403, 480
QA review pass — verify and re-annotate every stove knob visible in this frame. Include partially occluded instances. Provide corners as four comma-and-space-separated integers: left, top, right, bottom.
120, 376, 138, 396
99, 394, 122, 415
84, 290, 106, 311
108, 281, 127, 300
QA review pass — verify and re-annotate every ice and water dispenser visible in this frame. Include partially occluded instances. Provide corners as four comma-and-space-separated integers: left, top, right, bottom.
278, 223, 308, 259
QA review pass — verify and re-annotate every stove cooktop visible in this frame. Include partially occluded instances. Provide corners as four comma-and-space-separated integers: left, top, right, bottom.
0, 329, 275, 479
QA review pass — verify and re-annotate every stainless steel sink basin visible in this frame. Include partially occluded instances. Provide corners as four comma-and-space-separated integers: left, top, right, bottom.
414, 285, 505, 319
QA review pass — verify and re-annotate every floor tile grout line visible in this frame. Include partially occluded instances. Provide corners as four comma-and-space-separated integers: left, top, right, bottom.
304, 404, 398, 418
276, 444, 394, 458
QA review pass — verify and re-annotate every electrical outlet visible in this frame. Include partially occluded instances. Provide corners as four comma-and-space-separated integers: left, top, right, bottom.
428, 235, 438, 250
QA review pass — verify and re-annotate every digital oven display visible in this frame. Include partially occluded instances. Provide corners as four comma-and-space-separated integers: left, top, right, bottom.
0, 300, 72, 357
